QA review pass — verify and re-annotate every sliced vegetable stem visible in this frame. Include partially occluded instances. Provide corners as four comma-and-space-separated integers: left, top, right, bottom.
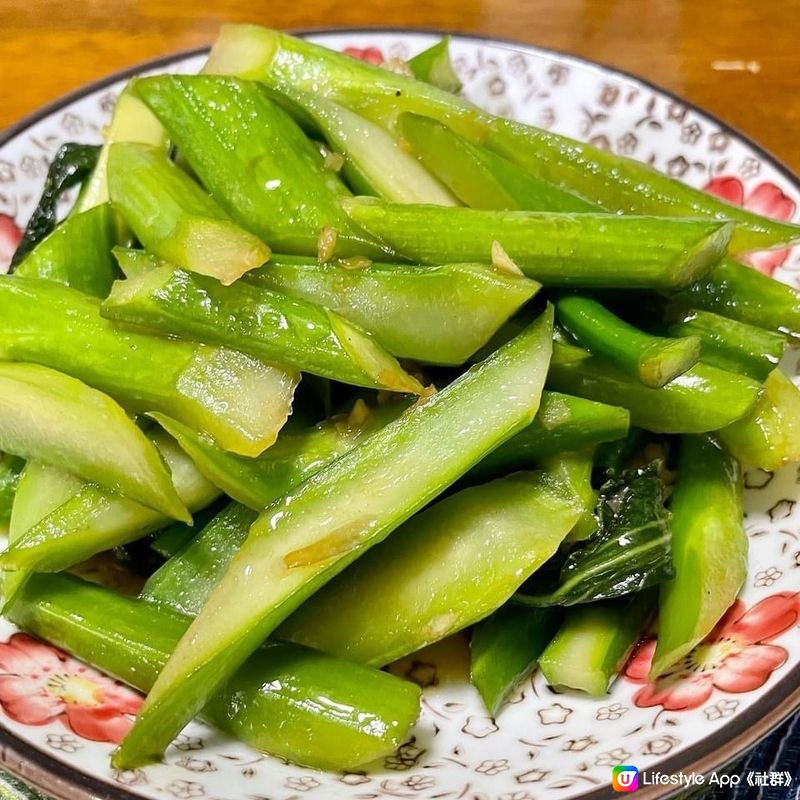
113, 307, 554, 768
7, 573, 421, 771
539, 596, 653, 695
343, 198, 732, 290
556, 294, 701, 387
102, 267, 422, 393
108, 142, 270, 284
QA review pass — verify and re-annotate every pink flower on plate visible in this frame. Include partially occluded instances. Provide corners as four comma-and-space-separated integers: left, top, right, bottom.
0, 213, 22, 274
705, 176, 796, 274
343, 46, 385, 65
625, 592, 800, 711
0, 633, 143, 743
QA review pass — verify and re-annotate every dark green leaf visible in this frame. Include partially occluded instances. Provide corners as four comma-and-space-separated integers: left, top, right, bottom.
515, 462, 673, 606
10, 143, 101, 269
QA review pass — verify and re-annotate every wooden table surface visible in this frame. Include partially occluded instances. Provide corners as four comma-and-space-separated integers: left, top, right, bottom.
1, 0, 798, 171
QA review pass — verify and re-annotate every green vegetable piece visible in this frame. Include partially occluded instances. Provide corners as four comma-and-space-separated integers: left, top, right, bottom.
205, 26, 798, 253
0, 454, 24, 524
10, 143, 101, 268
15, 204, 118, 297
247, 257, 539, 365
133, 75, 388, 258
467, 391, 629, 482
556, 294, 701, 388
108, 143, 270, 285
143, 404, 406, 609
674, 259, 800, 338
103, 267, 422, 393
667, 307, 786, 382
542, 449, 598, 542
149, 399, 406, 511
547, 343, 761, 433
471, 606, 561, 716
143, 503, 257, 616
343, 198, 732, 290
0, 363, 187, 520
517, 463, 672, 606
202, 25, 491, 137
113, 246, 162, 278
0, 430, 220, 574
539, 596, 653, 695
486, 121, 800, 254
3, 461, 84, 607
0, 276, 298, 456
717, 369, 800, 471
10, 463, 82, 540
113, 307, 554, 768
150, 525, 196, 560
149, 502, 225, 560
650, 435, 746, 678
398, 113, 596, 212
74, 87, 168, 213
407, 37, 462, 92
274, 88, 458, 204
7, 573, 421, 771
278, 470, 581, 666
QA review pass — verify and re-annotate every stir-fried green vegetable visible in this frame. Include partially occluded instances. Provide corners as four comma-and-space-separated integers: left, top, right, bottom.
249, 257, 539, 365
75, 86, 168, 214
0, 363, 187, 520
9, 143, 101, 268
149, 399, 406, 510
5, 26, 800, 776
0, 277, 298, 456
15, 204, 118, 296
718, 368, 800, 472
556, 294, 701, 387
0, 430, 219, 574
277, 470, 581, 666
108, 143, 270, 284
0, 455, 24, 525
398, 113, 596, 212
3, 461, 84, 607
134, 74, 389, 258
113, 309, 554, 767
667, 306, 786, 381
539, 595, 654, 695
7, 573, 421, 771
407, 37, 462, 92
344, 198, 732, 289
547, 342, 761, 433
515, 463, 672, 606
273, 87, 459, 205
103, 266, 423, 392
208, 24, 800, 252
650, 436, 746, 678
674, 259, 800, 337
471, 606, 561, 715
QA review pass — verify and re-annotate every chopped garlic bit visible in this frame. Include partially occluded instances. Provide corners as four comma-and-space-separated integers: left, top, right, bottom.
347, 398, 372, 428
337, 256, 373, 271
381, 57, 414, 78
317, 226, 338, 263
396, 135, 414, 155
491, 240, 524, 276
411, 383, 438, 410
323, 150, 345, 172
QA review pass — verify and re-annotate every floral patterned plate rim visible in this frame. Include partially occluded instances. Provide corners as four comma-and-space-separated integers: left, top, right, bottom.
1, 28, 800, 800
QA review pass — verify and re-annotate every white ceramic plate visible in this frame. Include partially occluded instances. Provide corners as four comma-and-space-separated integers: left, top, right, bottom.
1, 29, 799, 800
